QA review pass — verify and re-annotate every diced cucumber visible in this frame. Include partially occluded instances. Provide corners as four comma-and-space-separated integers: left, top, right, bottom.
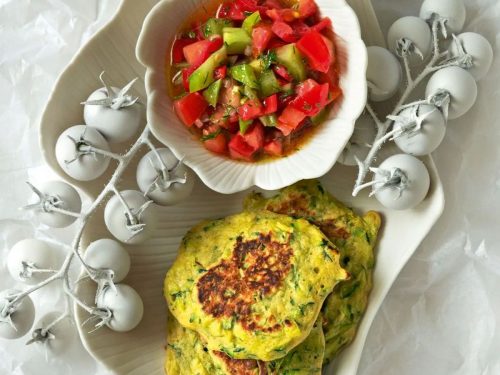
242, 11, 261, 34
189, 46, 227, 92
204, 18, 233, 38
243, 85, 259, 100
229, 64, 259, 89
203, 79, 223, 107
275, 44, 306, 82
249, 59, 264, 74
259, 114, 278, 127
223, 27, 252, 55
259, 70, 281, 97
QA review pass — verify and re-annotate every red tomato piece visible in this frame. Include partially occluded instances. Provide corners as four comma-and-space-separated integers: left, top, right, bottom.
237, 100, 262, 121
172, 38, 196, 64
266, 8, 299, 22
267, 38, 287, 50
263, 0, 283, 9
204, 133, 227, 154
243, 122, 264, 150
182, 66, 196, 91
229, 134, 256, 161
174, 93, 208, 127
183, 37, 223, 67
214, 65, 227, 80
217, 3, 231, 18
235, 0, 263, 12
292, 82, 329, 116
272, 21, 298, 42
311, 17, 332, 33
252, 25, 273, 57
277, 105, 307, 135
278, 92, 296, 110
298, 0, 318, 18
296, 78, 319, 96
273, 65, 293, 82
262, 94, 278, 115
296, 30, 332, 73
264, 139, 283, 156
291, 20, 311, 37
192, 21, 205, 40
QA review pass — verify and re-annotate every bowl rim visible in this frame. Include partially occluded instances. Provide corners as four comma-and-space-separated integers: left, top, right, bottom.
136, 0, 368, 194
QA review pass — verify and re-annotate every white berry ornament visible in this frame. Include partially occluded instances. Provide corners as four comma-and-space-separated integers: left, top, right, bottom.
449, 32, 493, 81
420, 0, 466, 34
82, 72, 143, 144
136, 148, 195, 206
7, 239, 59, 285
96, 284, 144, 332
391, 104, 446, 156
26, 312, 76, 356
339, 114, 377, 166
370, 154, 430, 210
84, 239, 131, 283
104, 190, 157, 244
366, 46, 402, 102
0, 290, 35, 340
387, 16, 432, 66
23, 181, 81, 228
55, 125, 111, 181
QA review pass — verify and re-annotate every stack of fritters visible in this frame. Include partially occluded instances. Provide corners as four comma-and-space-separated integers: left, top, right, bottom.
164, 180, 381, 374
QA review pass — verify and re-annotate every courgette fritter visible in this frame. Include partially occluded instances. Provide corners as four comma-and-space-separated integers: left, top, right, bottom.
164, 210, 348, 361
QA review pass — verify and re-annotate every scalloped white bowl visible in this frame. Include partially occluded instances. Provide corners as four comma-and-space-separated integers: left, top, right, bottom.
136, 0, 367, 194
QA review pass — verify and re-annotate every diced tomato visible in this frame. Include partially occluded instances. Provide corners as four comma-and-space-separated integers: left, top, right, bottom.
217, 3, 231, 18
267, 38, 287, 50
214, 66, 227, 80
229, 134, 256, 161
174, 93, 209, 127
264, 139, 283, 156
322, 35, 335, 62
172, 38, 196, 64
296, 78, 320, 96
278, 92, 296, 110
252, 25, 273, 57
328, 84, 342, 102
183, 37, 223, 67
243, 122, 264, 150
266, 8, 299, 22
292, 82, 329, 116
220, 83, 241, 108
192, 21, 205, 40
262, 94, 278, 114
182, 66, 196, 91
277, 105, 307, 135
272, 21, 298, 42
204, 133, 227, 154
237, 100, 262, 121
298, 0, 318, 18
296, 30, 332, 73
291, 20, 311, 37
273, 65, 293, 82
263, 0, 283, 10
235, 0, 264, 12
311, 17, 332, 33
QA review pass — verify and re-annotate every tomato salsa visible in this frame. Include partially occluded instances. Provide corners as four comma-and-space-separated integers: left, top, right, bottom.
169, 0, 341, 162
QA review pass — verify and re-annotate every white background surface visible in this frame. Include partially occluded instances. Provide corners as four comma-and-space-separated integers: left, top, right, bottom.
0, 0, 499, 374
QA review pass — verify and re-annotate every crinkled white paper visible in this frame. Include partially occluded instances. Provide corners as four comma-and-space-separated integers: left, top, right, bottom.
0, 0, 499, 374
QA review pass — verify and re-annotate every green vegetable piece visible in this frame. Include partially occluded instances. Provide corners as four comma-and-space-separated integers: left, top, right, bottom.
275, 43, 306, 82
204, 18, 233, 38
259, 69, 281, 97
189, 46, 227, 93
242, 11, 261, 34
243, 85, 259, 100
311, 107, 329, 125
259, 114, 277, 127
249, 59, 263, 74
223, 27, 252, 55
203, 79, 223, 107
260, 50, 277, 70
229, 64, 259, 89
239, 118, 253, 134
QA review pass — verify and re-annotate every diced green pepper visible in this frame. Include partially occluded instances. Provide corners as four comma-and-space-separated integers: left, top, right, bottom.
239, 118, 253, 134
259, 114, 277, 127
259, 70, 281, 97
275, 44, 306, 82
204, 18, 233, 38
189, 46, 227, 93
203, 79, 223, 107
229, 64, 259, 89
223, 27, 252, 55
243, 85, 259, 100
242, 11, 261, 34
